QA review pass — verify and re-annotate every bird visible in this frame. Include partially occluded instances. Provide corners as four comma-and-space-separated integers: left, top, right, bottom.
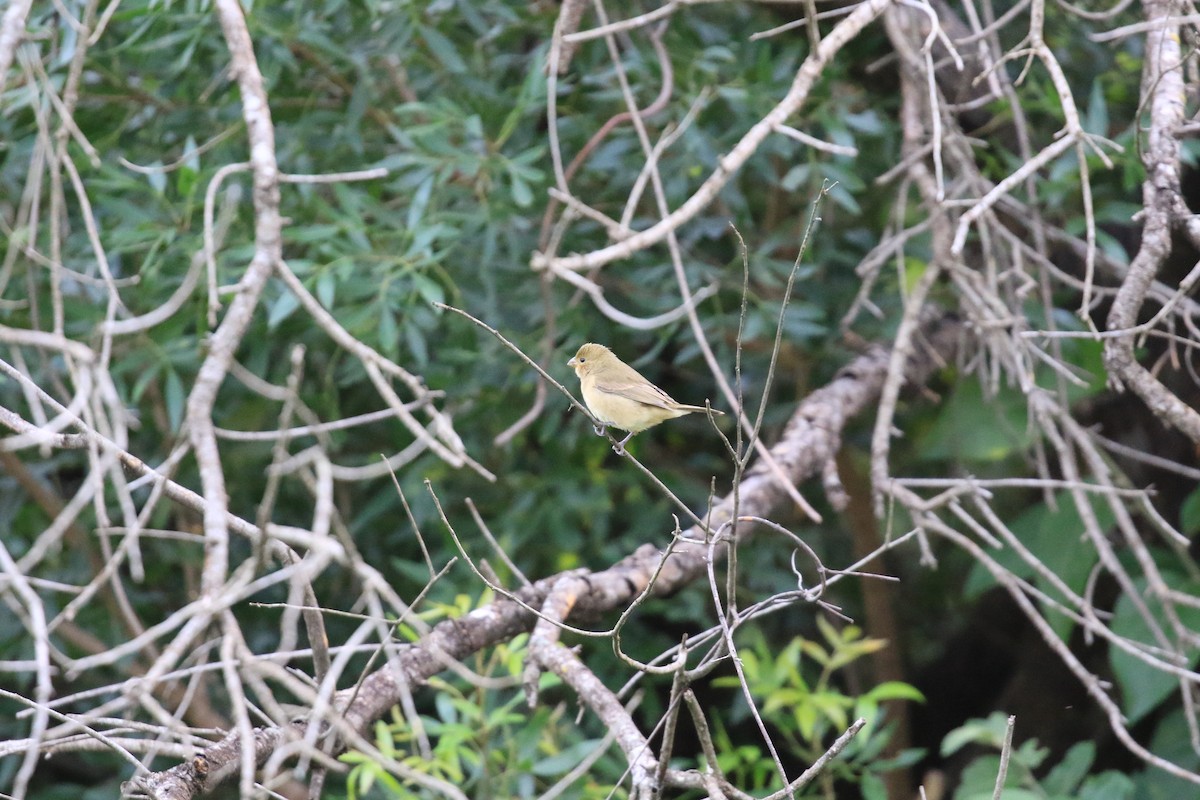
567, 342, 723, 452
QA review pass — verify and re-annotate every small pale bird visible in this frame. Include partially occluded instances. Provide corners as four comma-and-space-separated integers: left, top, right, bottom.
567, 343, 723, 451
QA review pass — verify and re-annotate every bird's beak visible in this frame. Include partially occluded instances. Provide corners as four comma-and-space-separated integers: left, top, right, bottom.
567, 357, 577, 368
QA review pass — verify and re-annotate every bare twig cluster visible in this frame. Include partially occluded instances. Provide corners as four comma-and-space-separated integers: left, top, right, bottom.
526, 0, 1200, 790
872, 2, 1200, 785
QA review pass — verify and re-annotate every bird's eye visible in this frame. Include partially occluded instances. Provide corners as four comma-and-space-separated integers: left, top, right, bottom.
579, 357, 586, 363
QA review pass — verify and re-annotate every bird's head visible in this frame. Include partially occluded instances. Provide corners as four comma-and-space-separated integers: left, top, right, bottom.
567, 343, 612, 377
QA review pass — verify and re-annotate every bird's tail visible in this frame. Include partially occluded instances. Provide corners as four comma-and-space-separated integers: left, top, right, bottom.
681, 404, 724, 415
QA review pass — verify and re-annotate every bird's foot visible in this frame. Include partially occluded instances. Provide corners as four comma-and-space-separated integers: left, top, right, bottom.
592, 423, 607, 437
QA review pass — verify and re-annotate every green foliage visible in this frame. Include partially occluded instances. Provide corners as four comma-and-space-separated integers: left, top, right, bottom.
943, 713, 1134, 800
341, 634, 621, 800
918, 378, 1036, 463
712, 619, 924, 796
1126, 710, 1200, 799
916, 331, 1105, 470
1109, 573, 1200, 724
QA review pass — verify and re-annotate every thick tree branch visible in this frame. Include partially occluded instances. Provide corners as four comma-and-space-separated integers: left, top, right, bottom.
1103, 2, 1200, 444
122, 315, 962, 799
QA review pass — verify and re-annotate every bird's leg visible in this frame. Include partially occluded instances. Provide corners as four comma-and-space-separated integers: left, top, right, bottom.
612, 431, 634, 455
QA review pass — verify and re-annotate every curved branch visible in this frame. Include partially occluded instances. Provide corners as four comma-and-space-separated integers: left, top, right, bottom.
531, 0, 894, 273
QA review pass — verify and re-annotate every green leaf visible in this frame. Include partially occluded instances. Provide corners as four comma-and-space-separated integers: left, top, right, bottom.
406, 175, 436, 230
1084, 79, 1109, 137
919, 377, 1032, 462
827, 180, 861, 214
1128, 710, 1200, 799
267, 289, 300, 328
418, 24, 468, 73
176, 164, 197, 199
963, 491, 1110, 641
413, 273, 444, 306
808, 690, 852, 731
953, 754, 1008, 799
862, 681, 925, 703
509, 167, 533, 207
963, 791, 1042, 800
1180, 486, 1200, 535
1078, 771, 1135, 800
793, 700, 819, 741
861, 771, 888, 800
164, 368, 185, 432
378, 303, 399, 356
1041, 741, 1094, 796
1110, 574, 1200, 723
941, 713, 1012, 756
375, 719, 395, 759
316, 271, 336, 309
531, 738, 606, 776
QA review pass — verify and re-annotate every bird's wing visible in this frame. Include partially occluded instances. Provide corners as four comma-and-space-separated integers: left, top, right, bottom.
593, 378, 680, 409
